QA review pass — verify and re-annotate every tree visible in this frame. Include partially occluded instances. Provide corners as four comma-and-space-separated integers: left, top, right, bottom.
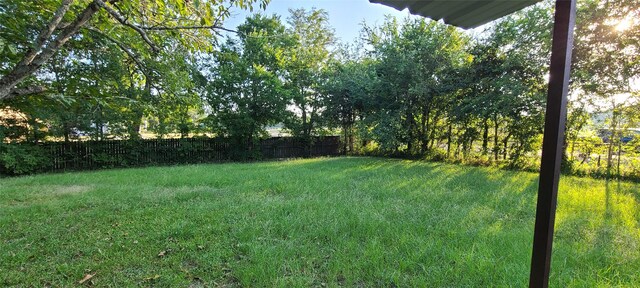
283, 8, 336, 142
0, 0, 269, 100
364, 17, 468, 154
452, 5, 550, 163
572, 0, 640, 174
2, 17, 211, 142
201, 15, 293, 150
323, 56, 377, 153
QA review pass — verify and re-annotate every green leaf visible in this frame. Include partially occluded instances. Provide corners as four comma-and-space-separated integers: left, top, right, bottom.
7, 44, 17, 55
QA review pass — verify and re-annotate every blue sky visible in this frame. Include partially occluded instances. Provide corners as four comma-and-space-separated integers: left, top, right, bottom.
223, 0, 415, 43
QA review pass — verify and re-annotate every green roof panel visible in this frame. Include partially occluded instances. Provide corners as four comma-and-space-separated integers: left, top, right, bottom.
369, 0, 542, 29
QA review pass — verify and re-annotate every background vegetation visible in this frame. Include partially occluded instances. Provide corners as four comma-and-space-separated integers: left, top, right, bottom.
0, 0, 639, 178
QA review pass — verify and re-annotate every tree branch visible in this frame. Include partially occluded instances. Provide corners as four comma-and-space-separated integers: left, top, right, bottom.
7, 86, 49, 99
0, 0, 237, 101
84, 26, 149, 77
137, 2, 238, 35
19, 0, 75, 67
139, 24, 238, 34
0, 1, 102, 100
94, 0, 160, 53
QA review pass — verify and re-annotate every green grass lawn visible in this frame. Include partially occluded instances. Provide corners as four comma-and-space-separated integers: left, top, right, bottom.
1, 157, 639, 287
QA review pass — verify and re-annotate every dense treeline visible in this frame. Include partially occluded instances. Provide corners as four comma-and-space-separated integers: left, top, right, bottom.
1, 0, 639, 177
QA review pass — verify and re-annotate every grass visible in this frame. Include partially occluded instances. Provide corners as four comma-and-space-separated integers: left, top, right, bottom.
1, 157, 639, 287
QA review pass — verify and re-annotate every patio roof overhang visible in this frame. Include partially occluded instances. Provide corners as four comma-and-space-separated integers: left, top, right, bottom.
368, 1, 577, 288
369, 0, 542, 29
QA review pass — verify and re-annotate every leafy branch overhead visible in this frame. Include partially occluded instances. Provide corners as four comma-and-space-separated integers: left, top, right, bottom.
0, 0, 269, 100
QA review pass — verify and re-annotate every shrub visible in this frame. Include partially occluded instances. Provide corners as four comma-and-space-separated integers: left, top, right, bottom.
464, 156, 492, 167
0, 144, 51, 175
424, 148, 447, 162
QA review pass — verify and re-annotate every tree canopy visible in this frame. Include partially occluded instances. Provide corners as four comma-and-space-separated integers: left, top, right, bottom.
1, 0, 639, 178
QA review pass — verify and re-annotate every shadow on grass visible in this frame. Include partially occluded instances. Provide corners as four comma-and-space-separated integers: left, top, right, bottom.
280, 157, 639, 285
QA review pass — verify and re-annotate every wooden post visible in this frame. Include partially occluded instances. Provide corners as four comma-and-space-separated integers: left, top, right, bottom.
529, 0, 577, 287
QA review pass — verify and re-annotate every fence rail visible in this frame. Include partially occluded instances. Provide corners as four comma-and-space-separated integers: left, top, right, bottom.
22, 136, 340, 173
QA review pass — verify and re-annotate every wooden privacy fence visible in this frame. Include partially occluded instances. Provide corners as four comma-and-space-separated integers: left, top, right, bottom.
36, 136, 340, 172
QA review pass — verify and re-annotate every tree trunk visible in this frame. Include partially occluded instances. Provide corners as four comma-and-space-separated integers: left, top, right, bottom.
617, 140, 622, 177
446, 124, 452, 158
428, 111, 440, 150
420, 105, 431, 154
130, 74, 151, 140
406, 108, 414, 154
301, 105, 308, 136
606, 105, 618, 177
63, 124, 70, 142
503, 133, 510, 160
96, 104, 104, 141
247, 132, 254, 154
348, 116, 354, 153
570, 140, 576, 161
606, 138, 614, 176
482, 118, 489, 155
343, 123, 349, 154
52, 57, 71, 143
493, 114, 499, 162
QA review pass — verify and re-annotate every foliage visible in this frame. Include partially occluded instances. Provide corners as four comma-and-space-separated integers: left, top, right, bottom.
283, 8, 336, 140
0, 143, 50, 175
2, 0, 640, 179
323, 57, 377, 153
360, 17, 470, 154
201, 14, 294, 149
571, 0, 640, 172
0, 0, 270, 100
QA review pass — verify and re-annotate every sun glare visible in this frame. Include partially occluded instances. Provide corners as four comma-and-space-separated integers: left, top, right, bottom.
614, 18, 632, 32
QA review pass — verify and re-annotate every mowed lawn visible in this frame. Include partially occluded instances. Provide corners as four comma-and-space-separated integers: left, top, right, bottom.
1, 158, 639, 287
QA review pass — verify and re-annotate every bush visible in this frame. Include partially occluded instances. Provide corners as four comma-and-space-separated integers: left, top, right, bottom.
0, 144, 51, 175
464, 156, 492, 167
424, 148, 447, 162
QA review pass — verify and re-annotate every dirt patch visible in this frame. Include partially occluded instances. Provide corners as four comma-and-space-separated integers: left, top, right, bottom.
47, 185, 94, 195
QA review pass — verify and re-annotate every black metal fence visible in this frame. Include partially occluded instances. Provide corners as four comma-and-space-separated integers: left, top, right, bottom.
18, 136, 340, 173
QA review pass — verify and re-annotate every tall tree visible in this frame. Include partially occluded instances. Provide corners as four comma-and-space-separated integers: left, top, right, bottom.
202, 15, 294, 147
364, 17, 468, 154
323, 57, 377, 153
283, 8, 336, 141
572, 0, 640, 173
